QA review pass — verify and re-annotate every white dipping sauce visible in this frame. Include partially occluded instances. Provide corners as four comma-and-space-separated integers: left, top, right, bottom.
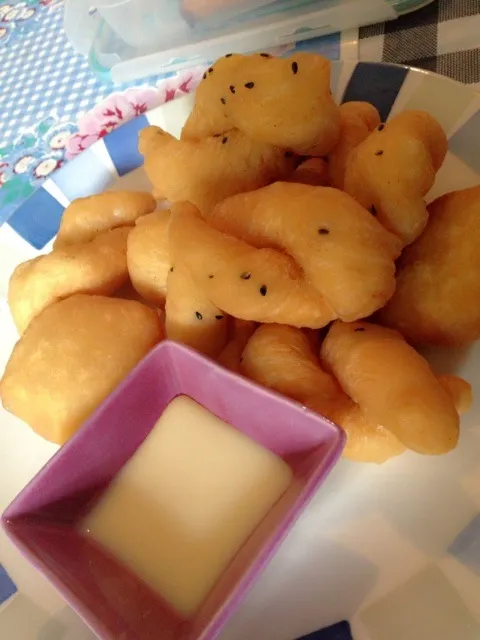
82, 395, 292, 616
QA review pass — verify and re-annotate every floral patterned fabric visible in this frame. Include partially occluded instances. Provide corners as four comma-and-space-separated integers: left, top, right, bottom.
0, 56, 204, 222
0, 1, 208, 222
0, 0, 341, 224
0, 0, 60, 46
66, 69, 205, 159
0, 115, 76, 215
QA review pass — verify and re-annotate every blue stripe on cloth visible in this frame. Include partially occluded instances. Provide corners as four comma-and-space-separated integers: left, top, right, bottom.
51, 146, 114, 202
297, 621, 353, 640
0, 175, 36, 227
7, 186, 65, 249
103, 115, 148, 177
341, 62, 409, 122
448, 109, 480, 174
448, 513, 480, 576
0, 565, 17, 605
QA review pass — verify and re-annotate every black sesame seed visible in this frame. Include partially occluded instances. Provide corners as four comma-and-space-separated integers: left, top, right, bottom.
202, 72, 206, 80
378, 124, 385, 131
245, 81, 255, 89
225, 53, 233, 57
284, 150, 294, 158
208, 67, 213, 74
260, 285, 267, 296
169, 266, 174, 272
375, 150, 384, 156
215, 315, 224, 320
229, 85, 235, 94
222, 136, 228, 144
291, 61, 298, 74
318, 228, 330, 235
260, 52, 271, 57
196, 312, 203, 320
240, 272, 251, 280
213, 133, 222, 138
208, 274, 214, 279
370, 204, 377, 216
220, 97, 226, 105
354, 327, 365, 332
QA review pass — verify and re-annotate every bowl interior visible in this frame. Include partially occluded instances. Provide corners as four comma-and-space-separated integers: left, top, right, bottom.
2, 341, 344, 640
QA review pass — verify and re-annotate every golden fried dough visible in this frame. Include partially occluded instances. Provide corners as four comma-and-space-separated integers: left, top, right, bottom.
344, 110, 447, 246
321, 321, 462, 455
139, 126, 294, 214
438, 374, 472, 415
378, 186, 480, 346
329, 402, 407, 465
182, 53, 340, 156
113, 280, 161, 314
8, 227, 130, 334
287, 158, 329, 187
217, 319, 257, 373
242, 324, 340, 407
0, 295, 163, 444
207, 183, 402, 321
169, 202, 335, 328
54, 190, 156, 248
165, 263, 228, 358
127, 211, 171, 305
327, 101, 381, 190
241, 324, 405, 463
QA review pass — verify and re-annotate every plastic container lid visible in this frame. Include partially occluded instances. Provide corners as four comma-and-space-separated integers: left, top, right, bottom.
64, 0, 397, 82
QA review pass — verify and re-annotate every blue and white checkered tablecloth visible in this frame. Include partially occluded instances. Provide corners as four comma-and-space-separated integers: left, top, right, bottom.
0, 2, 166, 148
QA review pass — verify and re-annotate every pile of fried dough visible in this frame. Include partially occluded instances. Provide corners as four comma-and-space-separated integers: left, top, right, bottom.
2, 52, 478, 463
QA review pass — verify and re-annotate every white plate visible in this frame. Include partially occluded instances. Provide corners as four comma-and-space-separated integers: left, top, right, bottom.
1, 61, 480, 640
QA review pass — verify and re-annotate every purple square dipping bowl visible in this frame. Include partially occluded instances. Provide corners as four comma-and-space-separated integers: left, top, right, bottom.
2, 340, 345, 640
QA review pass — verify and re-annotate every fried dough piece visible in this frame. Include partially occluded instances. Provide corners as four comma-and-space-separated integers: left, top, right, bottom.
127, 211, 171, 305
327, 101, 381, 190
182, 53, 340, 156
242, 324, 340, 408
438, 374, 472, 415
168, 202, 335, 328
321, 321, 462, 455
113, 279, 162, 317
0, 295, 163, 444
328, 401, 407, 465
378, 186, 480, 346
165, 263, 228, 358
287, 158, 329, 187
139, 126, 294, 214
241, 324, 405, 463
217, 319, 257, 373
54, 191, 156, 248
344, 110, 447, 246
8, 227, 130, 334
207, 183, 402, 321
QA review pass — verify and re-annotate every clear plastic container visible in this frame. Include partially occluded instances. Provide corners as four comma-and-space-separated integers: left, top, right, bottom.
64, 0, 397, 82
391, 0, 436, 15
